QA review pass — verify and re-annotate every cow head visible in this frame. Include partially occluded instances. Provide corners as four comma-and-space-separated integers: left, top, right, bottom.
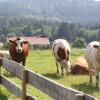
9, 37, 28, 53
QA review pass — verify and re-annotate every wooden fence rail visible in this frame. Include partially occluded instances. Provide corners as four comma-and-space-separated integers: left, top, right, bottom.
0, 58, 96, 100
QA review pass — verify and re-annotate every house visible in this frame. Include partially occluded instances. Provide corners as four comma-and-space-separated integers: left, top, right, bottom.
7, 36, 50, 49
23, 36, 50, 45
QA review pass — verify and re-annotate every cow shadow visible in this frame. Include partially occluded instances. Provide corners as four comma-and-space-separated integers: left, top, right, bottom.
42, 73, 62, 79
71, 82, 99, 95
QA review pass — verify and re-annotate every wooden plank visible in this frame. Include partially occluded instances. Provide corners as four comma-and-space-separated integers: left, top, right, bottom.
1, 75, 22, 98
84, 94, 96, 100
28, 70, 96, 100
1, 75, 36, 100
2, 58, 25, 79
1, 58, 96, 100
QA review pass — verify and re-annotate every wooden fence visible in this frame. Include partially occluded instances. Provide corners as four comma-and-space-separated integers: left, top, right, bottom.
0, 58, 96, 100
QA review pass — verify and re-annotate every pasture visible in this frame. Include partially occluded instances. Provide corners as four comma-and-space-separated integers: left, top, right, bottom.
0, 48, 99, 100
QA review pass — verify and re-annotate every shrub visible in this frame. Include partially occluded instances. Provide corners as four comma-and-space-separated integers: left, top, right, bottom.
72, 37, 86, 48
3, 42, 8, 49
32, 44, 51, 50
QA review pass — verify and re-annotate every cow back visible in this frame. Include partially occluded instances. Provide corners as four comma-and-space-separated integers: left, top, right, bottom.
71, 57, 90, 74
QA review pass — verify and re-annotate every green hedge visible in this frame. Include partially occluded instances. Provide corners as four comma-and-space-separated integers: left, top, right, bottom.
32, 44, 51, 50
72, 37, 86, 48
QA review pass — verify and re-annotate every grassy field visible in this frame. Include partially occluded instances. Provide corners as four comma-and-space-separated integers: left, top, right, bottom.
0, 48, 100, 100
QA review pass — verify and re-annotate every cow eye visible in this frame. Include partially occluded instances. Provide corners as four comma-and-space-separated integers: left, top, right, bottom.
93, 45, 99, 48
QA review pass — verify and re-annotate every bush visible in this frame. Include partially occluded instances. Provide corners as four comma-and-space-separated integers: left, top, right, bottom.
72, 37, 86, 48
32, 44, 51, 50
3, 42, 8, 49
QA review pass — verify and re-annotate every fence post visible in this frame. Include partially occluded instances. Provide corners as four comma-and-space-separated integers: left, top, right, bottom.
22, 69, 28, 100
0, 57, 2, 84
75, 94, 85, 100
98, 72, 100, 89
0, 57, 2, 92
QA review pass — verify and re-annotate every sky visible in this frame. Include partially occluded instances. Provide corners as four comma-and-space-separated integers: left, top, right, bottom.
94, 0, 100, 1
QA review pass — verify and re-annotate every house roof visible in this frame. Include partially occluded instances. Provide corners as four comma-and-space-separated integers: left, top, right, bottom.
8, 36, 50, 45
24, 36, 50, 45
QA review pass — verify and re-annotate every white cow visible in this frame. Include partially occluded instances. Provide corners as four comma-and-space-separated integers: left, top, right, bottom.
86, 41, 100, 88
0, 50, 11, 59
52, 39, 71, 76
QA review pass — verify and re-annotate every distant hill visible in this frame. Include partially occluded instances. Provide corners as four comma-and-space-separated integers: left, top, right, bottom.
0, 0, 100, 23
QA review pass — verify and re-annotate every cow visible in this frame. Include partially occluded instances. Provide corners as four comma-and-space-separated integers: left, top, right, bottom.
86, 41, 100, 88
0, 50, 11, 59
8, 37, 29, 66
71, 57, 92, 75
52, 39, 71, 76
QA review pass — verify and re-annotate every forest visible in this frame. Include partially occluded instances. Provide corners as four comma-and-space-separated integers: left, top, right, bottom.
0, 16, 100, 45
0, 0, 100, 47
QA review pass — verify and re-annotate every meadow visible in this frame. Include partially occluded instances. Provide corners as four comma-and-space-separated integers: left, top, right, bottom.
0, 48, 100, 100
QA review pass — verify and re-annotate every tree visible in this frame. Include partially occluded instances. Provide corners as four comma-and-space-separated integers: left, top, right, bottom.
21, 25, 32, 36
57, 22, 76, 41
72, 37, 86, 48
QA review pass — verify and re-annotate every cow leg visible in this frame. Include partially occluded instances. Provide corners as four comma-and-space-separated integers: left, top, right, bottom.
89, 66, 92, 83
96, 72, 99, 88
66, 68, 70, 76
61, 67, 64, 76
65, 64, 70, 76
56, 61, 59, 74
22, 62, 25, 66
22, 58, 26, 66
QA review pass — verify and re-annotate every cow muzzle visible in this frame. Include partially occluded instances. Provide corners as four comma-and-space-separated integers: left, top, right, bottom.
17, 49, 22, 53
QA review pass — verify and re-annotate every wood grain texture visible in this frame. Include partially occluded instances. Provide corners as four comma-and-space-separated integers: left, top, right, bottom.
28, 70, 96, 100
1, 75, 22, 97
1, 58, 96, 100
1, 75, 36, 100
2, 58, 25, 79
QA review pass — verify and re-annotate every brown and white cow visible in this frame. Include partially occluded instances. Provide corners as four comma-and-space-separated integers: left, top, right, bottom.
8, 37, 29, 66
86, 41, 100, 88
71, 57, 91, 75
52, 39, 71, 76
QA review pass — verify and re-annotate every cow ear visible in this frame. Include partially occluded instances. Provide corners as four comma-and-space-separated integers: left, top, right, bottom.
93, 45, 99, 48
9, 39, 15, 43
23, 41, 29, 44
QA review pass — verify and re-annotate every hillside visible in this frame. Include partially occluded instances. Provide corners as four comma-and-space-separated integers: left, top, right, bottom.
0, 0, 100, 22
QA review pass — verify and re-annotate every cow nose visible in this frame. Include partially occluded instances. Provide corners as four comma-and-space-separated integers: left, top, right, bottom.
17, 49, 22, 53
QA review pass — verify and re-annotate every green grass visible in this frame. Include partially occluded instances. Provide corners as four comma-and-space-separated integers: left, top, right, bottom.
0, 48, 100, 100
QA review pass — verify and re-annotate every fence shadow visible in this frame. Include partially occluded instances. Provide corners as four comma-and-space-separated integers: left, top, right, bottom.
42, 72, 62, 79
71, 82, 99, 95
